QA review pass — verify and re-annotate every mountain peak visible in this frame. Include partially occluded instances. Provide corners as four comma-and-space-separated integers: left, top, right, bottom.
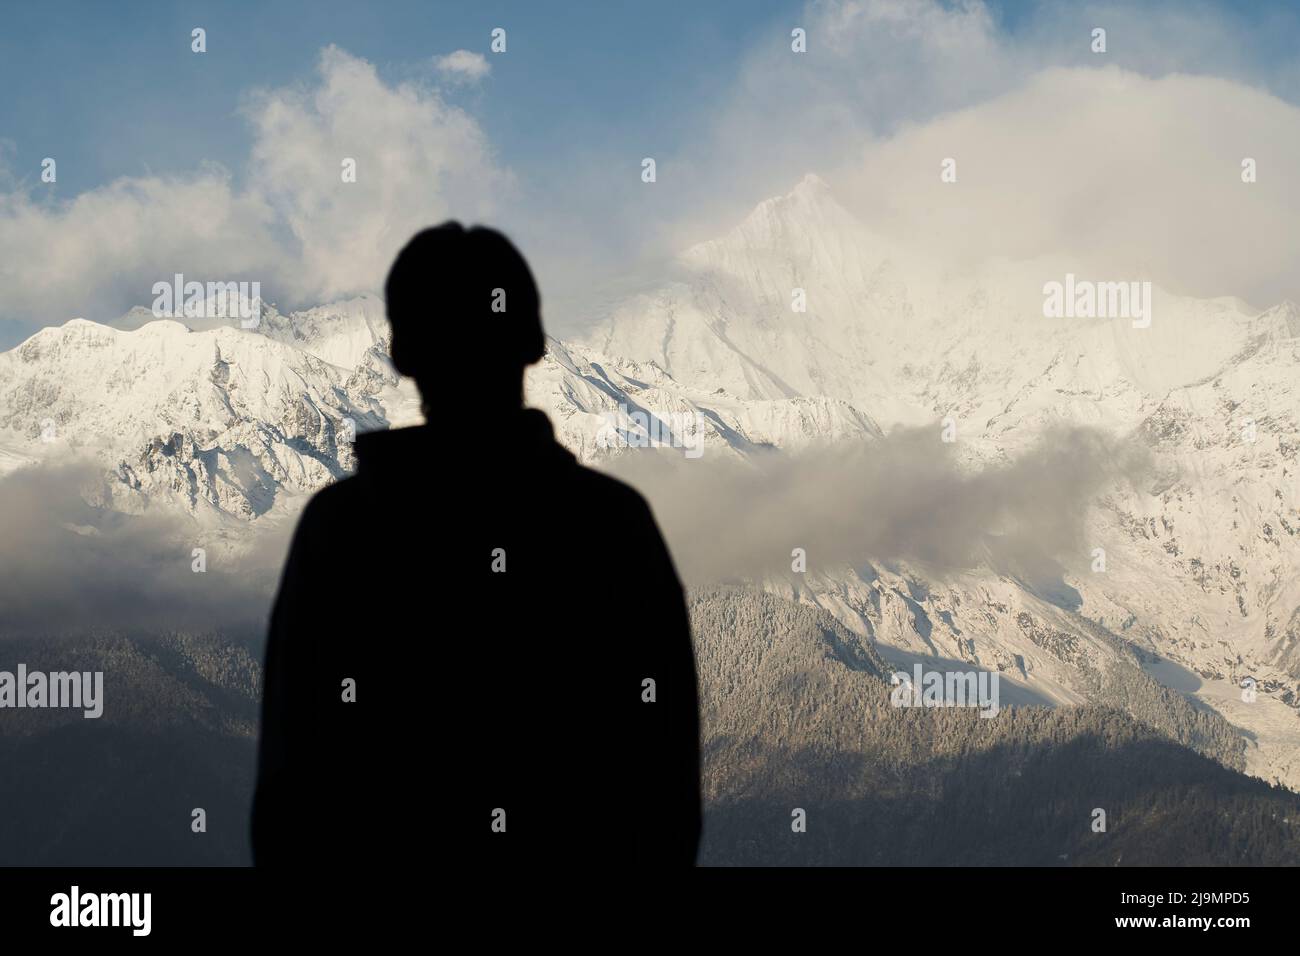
682, 172, 861, 271
791, 172, 832, 197
761, 171, 843, 219
1262, 299, 1300, 338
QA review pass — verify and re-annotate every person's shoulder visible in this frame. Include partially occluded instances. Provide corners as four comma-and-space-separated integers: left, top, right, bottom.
293, 476, 363, 530
568, 463, 686, 591
310, 474, 363, 507
567, 463, 653, 514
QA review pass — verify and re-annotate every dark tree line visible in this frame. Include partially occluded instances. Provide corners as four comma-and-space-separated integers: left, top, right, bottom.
690, 587, 1300, 866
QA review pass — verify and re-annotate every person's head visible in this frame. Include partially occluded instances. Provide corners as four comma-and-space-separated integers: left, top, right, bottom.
385, 222, 544, 409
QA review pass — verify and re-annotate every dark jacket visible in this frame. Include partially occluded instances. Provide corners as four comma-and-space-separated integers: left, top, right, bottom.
252, 409, 701, 868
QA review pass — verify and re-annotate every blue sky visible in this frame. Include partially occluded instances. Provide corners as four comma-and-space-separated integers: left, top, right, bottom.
5, 0, 1298, 197
0, 0, 798, 198
2, 0, 1300, 344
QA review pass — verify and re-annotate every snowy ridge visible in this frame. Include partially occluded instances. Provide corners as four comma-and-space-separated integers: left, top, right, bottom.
0, 316, 401, 522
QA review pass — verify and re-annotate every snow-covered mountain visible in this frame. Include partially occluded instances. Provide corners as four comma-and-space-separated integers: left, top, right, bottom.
0, 282, 881, 516
568, 174, 1300, 788
2, 174, 1297, 787
0, 305, 402, 524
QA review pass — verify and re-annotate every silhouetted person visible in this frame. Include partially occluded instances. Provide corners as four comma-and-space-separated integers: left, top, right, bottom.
252, 222, 701, 871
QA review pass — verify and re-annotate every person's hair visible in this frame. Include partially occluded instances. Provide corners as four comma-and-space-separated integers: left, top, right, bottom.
385, 222, 544, 386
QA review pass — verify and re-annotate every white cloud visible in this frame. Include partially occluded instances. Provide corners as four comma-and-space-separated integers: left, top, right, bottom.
432, 49, 491, 84
245, 45, 510, 302
651, 0, 1300, 310
0, 170, 280, 325
0, 46, 512, 326
833, 66, 1300, 307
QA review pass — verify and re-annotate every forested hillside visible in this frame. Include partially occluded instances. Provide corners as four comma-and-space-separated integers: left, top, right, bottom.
691, 587, 1300, 866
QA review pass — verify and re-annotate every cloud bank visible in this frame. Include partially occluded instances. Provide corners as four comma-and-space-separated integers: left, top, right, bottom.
608, 426, 1152, 587
0, 460, 290, 638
